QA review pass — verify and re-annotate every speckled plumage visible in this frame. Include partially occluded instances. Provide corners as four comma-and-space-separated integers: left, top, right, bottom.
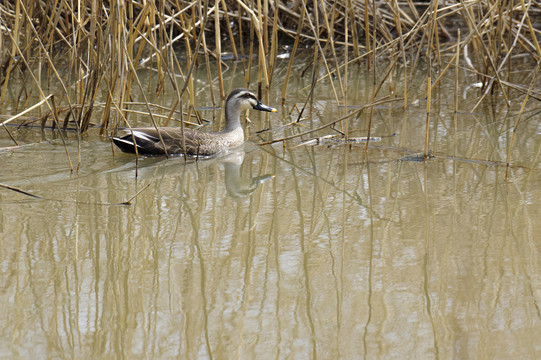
112, 88, 276, 156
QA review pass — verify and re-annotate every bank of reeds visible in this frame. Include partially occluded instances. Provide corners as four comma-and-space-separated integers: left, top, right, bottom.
1, 0, 540, 167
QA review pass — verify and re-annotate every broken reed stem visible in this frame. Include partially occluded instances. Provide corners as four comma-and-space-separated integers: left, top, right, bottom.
259, 97, 402, 146
0, 121, 18, 146
0, 183, 43, 199
120, 181, 152, 205
1, 95, 52, 129
0, 180, 150, 206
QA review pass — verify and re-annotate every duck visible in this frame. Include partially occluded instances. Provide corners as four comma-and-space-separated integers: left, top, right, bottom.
112, 88, 276, 156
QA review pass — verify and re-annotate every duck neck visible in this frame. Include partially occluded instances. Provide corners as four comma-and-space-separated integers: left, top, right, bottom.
222, 101, 242, 133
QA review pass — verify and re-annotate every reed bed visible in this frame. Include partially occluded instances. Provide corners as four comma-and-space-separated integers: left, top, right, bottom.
1, 0, 540, 168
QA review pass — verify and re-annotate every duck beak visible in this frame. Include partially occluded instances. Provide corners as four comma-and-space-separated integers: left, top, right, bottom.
253, 101, 277, 112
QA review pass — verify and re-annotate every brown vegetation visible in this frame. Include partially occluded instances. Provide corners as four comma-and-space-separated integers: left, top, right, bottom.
1, 0, 540, 168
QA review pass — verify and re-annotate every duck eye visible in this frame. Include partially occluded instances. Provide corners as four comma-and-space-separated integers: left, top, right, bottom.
240, 92, 256, 100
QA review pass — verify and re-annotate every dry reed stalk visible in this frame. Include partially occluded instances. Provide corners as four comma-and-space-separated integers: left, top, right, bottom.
257, 0, 267, 93
479, 1, 535, 105
159, 15, 192, 157
1, 4, 78, 133
454, 30, 461, 117
434, 5, 442, 71
107, 88, 141, 173
344, 2, 349, 139
289, 0, 328, 122
422, 0, 439, 161
1, 0, 541, 172
117, 106, 195, 126
321, 0, 349, 137
461, 1, 510, 108
391, 0, 408, 109
136, 2, 197, 63
364, 0, 382, 151
245, 0, 270, 91
267, 0, 279, 86
431, 52, 459, 88
320, 1, 345, 101
263, 0, 269, 54
99, 69, 118, 134
364, 0, 370, 69
167, 31, 189, 159
405, 12, 429, 85
177, 2, 210, 113
347, 0, 360, 62
245, 2, 255, 87
363, 57, 398, 150
0, 0, 20, 104
236, 1, 247, 76
281, 7, 305, 105
123, 44, 170, 157
520, 0, 541, 58
220, 0, 239, 60
454, 30, 460, 160
505, 0, 514, 94
173, 4, 197, 156
298, 0, 341, 107
371, 0, 377, 76
50, 95, 74, 171
215, 0, 225, 99
505, 61, 540, 179
201, 34, 217, 116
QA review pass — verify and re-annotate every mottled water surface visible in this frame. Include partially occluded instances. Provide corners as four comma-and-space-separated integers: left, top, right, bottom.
1, 56, 541, 359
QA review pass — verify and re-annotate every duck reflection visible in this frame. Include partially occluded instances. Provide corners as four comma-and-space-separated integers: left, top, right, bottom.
110, 146, 273, 199
221, 151, 274, 198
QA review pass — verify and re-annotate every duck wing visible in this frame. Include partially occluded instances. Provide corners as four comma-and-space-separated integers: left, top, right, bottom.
113, 127, 224, 156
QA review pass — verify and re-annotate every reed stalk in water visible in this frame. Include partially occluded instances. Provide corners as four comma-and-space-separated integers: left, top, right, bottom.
0, 0, 539, 171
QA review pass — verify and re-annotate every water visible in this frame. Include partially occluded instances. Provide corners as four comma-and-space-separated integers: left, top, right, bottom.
1, 54, 541, 358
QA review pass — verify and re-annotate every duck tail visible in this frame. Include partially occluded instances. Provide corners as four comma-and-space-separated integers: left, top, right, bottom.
112, 136, 141, 154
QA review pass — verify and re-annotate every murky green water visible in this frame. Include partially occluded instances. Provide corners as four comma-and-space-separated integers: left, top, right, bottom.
1, 54, 541, 358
